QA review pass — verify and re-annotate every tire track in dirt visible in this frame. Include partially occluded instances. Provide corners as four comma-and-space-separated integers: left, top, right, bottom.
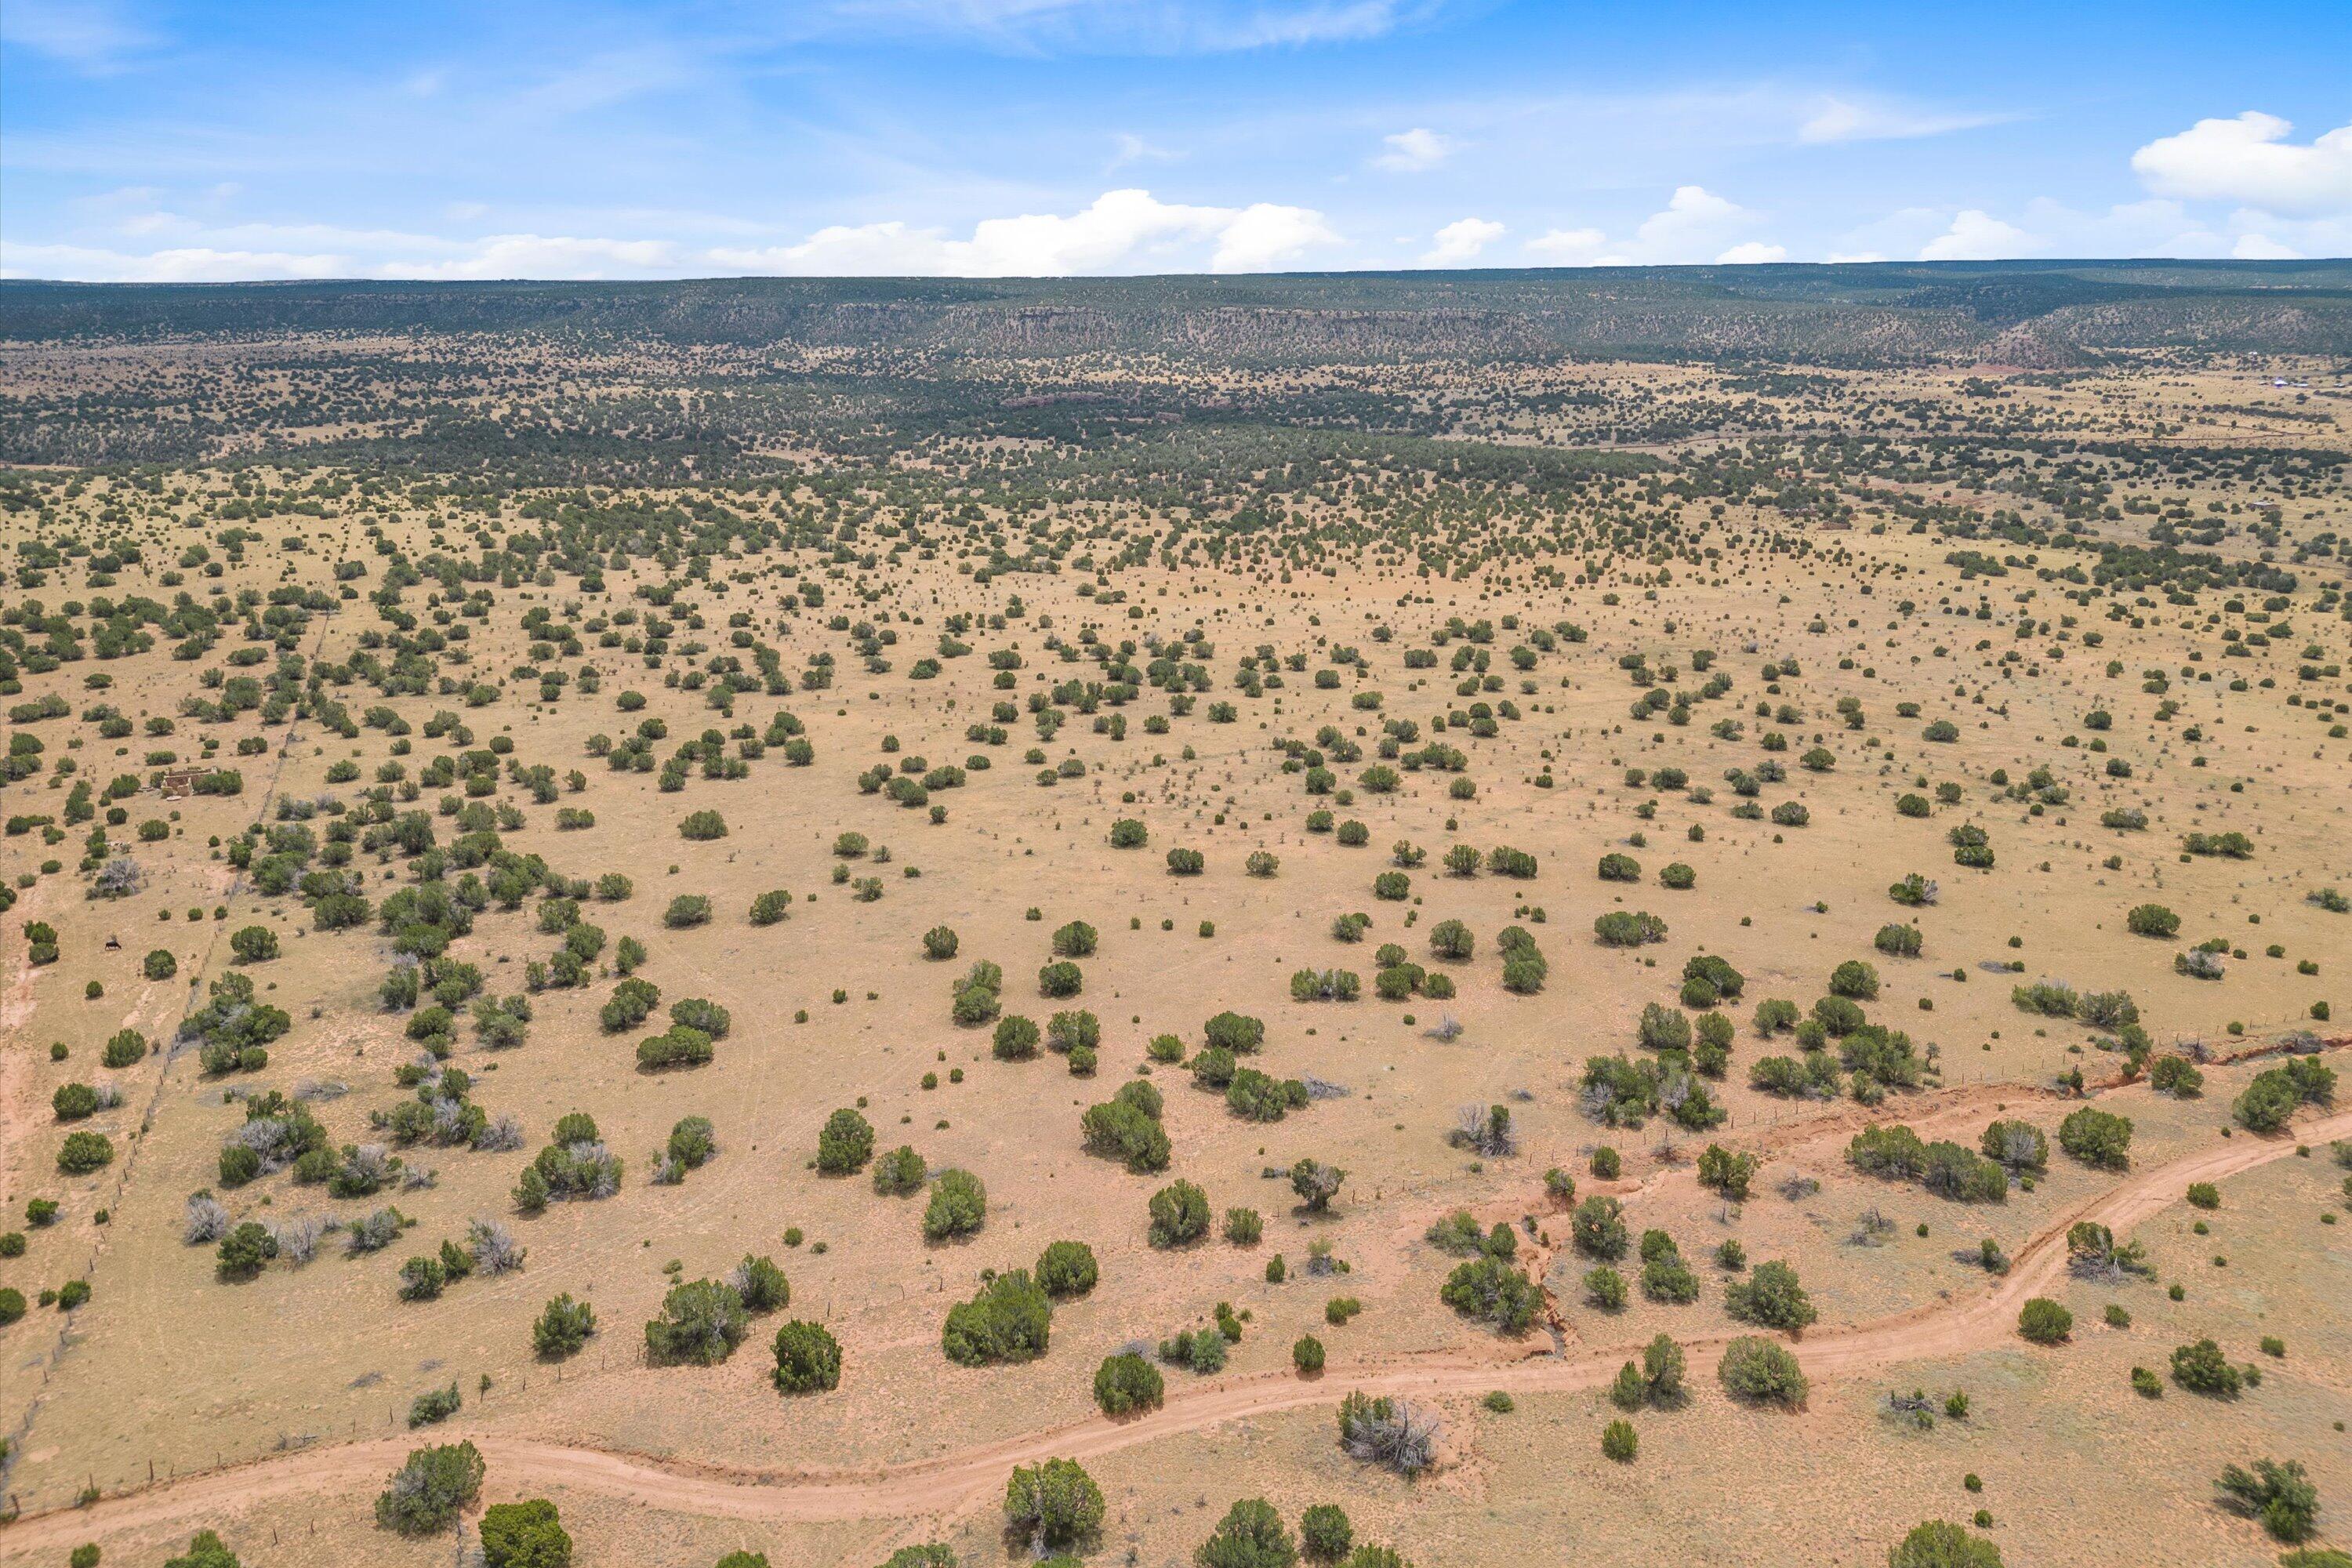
9, 1104, 2344, 1551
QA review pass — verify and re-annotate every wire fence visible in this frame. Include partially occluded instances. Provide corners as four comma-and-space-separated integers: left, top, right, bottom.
2, 605, 343, 1522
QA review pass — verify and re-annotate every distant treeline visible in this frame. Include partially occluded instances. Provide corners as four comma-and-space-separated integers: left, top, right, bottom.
5, 260, 2350, 365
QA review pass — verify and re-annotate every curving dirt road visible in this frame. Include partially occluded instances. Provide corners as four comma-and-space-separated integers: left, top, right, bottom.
7, 1105, 2347, 1552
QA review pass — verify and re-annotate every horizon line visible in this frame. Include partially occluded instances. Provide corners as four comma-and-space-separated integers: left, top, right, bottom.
4, 256, 2348, 289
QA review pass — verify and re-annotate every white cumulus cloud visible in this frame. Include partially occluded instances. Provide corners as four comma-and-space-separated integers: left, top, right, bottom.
2232, 233, 2302, 260
1420, 216, 1503, 266
1518, 187, 1775, 267
0, 242, 353, 281
710, 189, 1337, 277
2131, 112, 2352, 217
1635, 186, 1742, 255
1372, 127, 1455, 172
1632, 186, 1770, 262
379, 234, 681, 280
1919, 209, 2033, 260
1210, 203, 1340, 272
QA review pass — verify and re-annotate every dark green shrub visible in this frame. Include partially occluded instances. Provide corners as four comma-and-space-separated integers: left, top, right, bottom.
161, 1534, 242, 1568
2171, 1338, 2241, 1396
873, 1144, 927, 1195
57, 1131, 114, 1174
666, 1116, 718, 1171
2058, 1107, 2132, 1169
1003, 1457, 1103, 1552
771, 1320, 843, 1393
943, 1270, 1052, 1366
374, 1440, 485, 1535
1149, 1180, 1210, 1247
1196, 1498, 1295, 1568
1439, 1256, 1539, 1332
1593, 910, 1666, 947
533, 1294, 597, 1359
480, 1499, 572, 1568
733, 1254, 790, 1313
2215, 1457, 2319, 1543
213, 1219, 278, 1280
993, 1014, 1041, 1060
1080, 1097, 1170, 1173
1725, 1260, 1817, 1330
1572, 1195, 1628, 1258
644, 1279, 750, 1365
1875, 924, 1923, 957
1092, 1352, 1163, 1416
1886, 1520, 2002, 1568
229, 925, 278, 964
1301, 1502, 1353, 1560
2017, 1298, 2073, 1345
635, 1025, 713, 1071
816, 1109, 874, 1174
921, 1169, 987, 1240
1036, 1240, 1098, 1298
1718, 1335, 1807, 1406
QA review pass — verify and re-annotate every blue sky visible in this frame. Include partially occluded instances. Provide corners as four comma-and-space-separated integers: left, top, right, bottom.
2, 0, 2346, 280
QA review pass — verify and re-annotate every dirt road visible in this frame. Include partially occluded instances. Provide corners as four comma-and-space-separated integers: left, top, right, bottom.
7, 1105, 2346, 1552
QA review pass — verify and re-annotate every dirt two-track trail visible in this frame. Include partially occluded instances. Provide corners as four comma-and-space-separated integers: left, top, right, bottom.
7, 1108, 2347, 1552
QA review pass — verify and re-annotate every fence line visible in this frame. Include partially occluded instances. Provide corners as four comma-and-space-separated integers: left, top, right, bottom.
1, 601, 343, 1519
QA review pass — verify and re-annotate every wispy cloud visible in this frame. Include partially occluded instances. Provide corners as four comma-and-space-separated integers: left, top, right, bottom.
1108, 132, 1183, 170
805, 0, 1457, 55
1796, 94, 2016, 145
512, 45, 708, 118
0, 0, 158, 73
1371, 127, 1454, 172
